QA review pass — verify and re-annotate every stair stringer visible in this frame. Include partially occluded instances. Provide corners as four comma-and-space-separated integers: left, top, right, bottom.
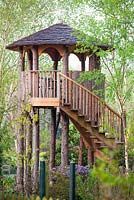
60, 106, 117, 150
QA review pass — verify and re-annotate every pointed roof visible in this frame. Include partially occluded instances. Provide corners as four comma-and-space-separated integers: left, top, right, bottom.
6, 23, 79, 51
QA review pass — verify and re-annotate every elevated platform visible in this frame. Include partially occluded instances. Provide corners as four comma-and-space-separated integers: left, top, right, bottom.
30, 98, 60, 107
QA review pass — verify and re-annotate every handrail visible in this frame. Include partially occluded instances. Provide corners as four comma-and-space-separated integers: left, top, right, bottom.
59, 72, 122, 141
59, 72, 121, 119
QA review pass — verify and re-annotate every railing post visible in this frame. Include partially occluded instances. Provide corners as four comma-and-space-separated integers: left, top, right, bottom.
40, 161, 46, 200
57, 72, 60, 99
69, 162, 75, 200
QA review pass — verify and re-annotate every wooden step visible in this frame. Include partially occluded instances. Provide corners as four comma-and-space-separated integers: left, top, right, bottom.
85, 119, 91, 123
71, 108, 78, 112
90, 135, 97, 139
64, 103, 71, 106
94, 141, 103, 144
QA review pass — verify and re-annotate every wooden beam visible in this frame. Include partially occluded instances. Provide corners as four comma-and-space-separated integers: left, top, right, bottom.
30, 98, 60, 107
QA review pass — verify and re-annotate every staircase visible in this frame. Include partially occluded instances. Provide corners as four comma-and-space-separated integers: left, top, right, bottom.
59, 72, 124, 161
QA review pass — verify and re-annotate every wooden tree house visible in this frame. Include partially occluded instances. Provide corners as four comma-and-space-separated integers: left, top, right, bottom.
6, 23, 124, 193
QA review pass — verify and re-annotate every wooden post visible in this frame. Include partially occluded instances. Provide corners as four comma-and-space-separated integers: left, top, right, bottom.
88, 146, 94, 166
25, 114, 32, 196
78, 135, 83, 166
62, 47, 69, 74
27, 50, 33, 70
49, 108, 57, 170
61, 110, 69, 168
32, 46, 40, 194
16, 47, 25, 193
81, 54, 86, 72
78, 54, 86, 165
89, 54, 100, 71
61, 47, 69, 169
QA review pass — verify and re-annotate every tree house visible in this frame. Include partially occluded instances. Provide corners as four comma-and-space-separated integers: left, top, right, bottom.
6, 23, 124, 193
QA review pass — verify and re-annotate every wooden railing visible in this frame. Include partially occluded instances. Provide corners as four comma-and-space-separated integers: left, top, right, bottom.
21, 70, 122, 141
59, 73, 122, 142
21, 70, 60, 99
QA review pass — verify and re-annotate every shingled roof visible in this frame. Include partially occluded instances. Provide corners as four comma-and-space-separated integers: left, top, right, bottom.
6, 23, 80, 51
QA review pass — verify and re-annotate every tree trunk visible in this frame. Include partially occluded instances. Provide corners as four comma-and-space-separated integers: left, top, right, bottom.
122, 110, 129, 174
49, 108, 56, 170
17, 119, 24, 193
25, 114, 32, 196
32, 108, 39, 194
16, 47, 25, 193
61, 110, 69, 169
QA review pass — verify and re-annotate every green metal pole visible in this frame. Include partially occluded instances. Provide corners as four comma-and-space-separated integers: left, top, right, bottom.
40, 161, 46, 199
69, 162, 75, 200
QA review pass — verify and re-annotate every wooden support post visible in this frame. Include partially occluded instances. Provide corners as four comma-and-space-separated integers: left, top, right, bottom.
62, 47, 69, 74
61, 47, 69, 169
88, 146, 94, 166
32, 47, 39, 97
49, 108, 57, 170
25, 114, 32, 196
32, 46, 40, 194
27, 50, 33, 70
81, 54, 86, 72
61, 110, 69, 169
17, 47, 25, 193
78, 135, 83, 166
33, 107, 40, 194
89, 54, 100, 71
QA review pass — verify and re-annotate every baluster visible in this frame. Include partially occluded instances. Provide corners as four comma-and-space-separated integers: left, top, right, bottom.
79, 87, 82, 112
76, 85, 79, 110
72, 83, 75, 110
91, 95, 95, 122
65, 77, 68, 104
69, 79, 72, 105
46, 72, 49, 98
94, 97, 97, 122
57, 72, 60, 99
53, 71, 55, 98
97, 99, 99, 125
85, 91, 88, 118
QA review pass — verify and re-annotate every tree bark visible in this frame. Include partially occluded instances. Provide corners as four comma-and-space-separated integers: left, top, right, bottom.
49, 108, 56, 170
122, 110, 129, 174
61, 110, 69, 169
25, 114, 32, 196
17, 48, 25, 193
32, 108, 39, 194
61, 47, 69, 169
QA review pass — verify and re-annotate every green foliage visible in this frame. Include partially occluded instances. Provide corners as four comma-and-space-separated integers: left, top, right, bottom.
76, 159, 134, 200
48, 172, 69, 200
76, 172, 100, 200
